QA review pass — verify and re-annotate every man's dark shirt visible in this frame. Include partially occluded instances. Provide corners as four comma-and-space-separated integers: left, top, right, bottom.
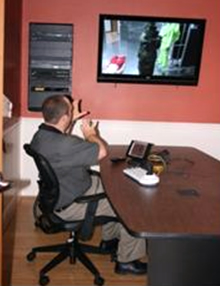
30, 123, 99, 209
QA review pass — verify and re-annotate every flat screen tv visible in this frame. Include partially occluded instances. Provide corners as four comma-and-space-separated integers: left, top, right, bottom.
97, 14, 206, 86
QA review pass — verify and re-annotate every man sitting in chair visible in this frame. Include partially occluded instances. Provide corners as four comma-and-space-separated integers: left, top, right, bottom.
30, 94, 147, 275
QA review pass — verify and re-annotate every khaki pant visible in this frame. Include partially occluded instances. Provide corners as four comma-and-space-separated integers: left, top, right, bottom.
55, 175, 146, 262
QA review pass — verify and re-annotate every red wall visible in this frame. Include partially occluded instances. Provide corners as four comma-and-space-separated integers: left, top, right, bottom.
20, 0, 220, 123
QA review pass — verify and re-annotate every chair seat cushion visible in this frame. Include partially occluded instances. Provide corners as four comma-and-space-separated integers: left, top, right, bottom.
38, 213, 82, 234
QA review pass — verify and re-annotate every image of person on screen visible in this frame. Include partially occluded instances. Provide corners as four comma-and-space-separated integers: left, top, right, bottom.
30, 94, 147, 275
137, 22, 161, 76
156, 23, 181, 75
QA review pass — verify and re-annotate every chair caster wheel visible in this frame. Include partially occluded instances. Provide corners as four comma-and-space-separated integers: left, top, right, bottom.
39, 275, 50, 286
94, 276, 104, 286
26, 251, 36, 261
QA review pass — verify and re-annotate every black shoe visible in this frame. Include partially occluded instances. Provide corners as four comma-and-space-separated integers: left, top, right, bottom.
100, 238, 119, 253
115, 260, 147, 275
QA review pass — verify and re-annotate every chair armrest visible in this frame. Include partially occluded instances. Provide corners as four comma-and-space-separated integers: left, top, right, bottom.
75, 193, 106, 204
88, 169, 100, 177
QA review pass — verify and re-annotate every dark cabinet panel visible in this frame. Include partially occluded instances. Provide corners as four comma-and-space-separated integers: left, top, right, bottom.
28, 23, 73, 111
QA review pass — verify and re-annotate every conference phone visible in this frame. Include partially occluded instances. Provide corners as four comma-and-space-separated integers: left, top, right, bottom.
110, 140, 161, 186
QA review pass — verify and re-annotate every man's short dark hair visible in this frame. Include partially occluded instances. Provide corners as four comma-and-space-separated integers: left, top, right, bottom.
42, 95, 70, 124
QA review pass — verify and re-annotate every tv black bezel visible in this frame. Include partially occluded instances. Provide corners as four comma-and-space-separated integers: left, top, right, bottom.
97, 14, 206, 86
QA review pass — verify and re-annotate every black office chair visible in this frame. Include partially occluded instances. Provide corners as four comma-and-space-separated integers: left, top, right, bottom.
23, 144, 118, 286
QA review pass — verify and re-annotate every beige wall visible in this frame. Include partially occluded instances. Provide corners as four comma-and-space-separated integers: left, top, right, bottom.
20, 118, 220, 196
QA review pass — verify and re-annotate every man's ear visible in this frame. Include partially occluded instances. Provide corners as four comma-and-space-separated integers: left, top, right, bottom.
59, 114, 68, 126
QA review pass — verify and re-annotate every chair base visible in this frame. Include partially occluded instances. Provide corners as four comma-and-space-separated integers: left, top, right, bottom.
26, 236, 110, 286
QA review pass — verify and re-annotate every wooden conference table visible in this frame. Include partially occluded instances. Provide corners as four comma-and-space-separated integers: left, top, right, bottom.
100, 145, 220, 286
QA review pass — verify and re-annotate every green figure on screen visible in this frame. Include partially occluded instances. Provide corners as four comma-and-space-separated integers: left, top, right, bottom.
156, 23, 180, 74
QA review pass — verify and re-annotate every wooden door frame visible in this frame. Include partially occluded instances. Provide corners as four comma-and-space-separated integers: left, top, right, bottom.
0, 0, 5, 284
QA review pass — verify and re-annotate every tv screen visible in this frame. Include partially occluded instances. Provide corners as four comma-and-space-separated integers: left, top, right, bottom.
97, 14, 206, 86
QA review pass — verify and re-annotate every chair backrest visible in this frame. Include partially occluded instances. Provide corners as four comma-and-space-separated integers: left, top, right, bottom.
23, 144, 59, 214
24, 143, 117, 237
